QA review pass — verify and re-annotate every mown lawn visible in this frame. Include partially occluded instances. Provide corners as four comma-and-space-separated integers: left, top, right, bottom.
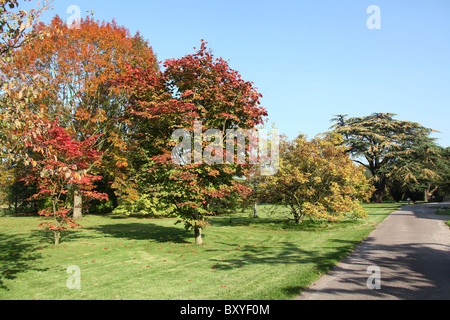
0, 203, 402, 300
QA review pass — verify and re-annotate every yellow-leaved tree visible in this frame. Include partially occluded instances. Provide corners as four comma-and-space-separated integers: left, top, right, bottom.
258, 133, 373, 223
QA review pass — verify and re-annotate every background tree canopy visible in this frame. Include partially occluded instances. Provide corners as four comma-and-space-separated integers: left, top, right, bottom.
330, 113, 445, 203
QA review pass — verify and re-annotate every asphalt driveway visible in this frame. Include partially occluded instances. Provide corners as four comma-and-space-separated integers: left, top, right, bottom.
296, 202, 450, 300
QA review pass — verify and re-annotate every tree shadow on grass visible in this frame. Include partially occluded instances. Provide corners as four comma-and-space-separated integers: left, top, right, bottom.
211, 215, 370, 232
0, 233, 48, 291
208, 239, 360, 272
31, 228, 88, 245
207, 238, 365, 299
86, 222, 193, 244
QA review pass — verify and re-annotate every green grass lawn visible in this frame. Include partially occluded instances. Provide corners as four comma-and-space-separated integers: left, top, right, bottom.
0, 203, 402, 300
435, 210, 450, 215
431, 208, 450, 215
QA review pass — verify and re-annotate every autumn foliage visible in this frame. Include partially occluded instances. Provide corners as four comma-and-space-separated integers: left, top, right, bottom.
23, 119, 108, 245
0, 3, 375, 246
0, 0, 50, 57
118, 40, 268, 243
258, 134, 374, 223
1, 15, 158, 206
0, 12, 158, 242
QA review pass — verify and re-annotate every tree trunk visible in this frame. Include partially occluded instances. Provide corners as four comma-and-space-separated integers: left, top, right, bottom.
253, 201, 258, 218
73, 191, 82, 219
372, 191, 383, 203
371, 180, 386, 203
424, 187, 430, 202
54, 231, 60, 246
14, 194, 18, 213
52, 199, 60, 246
194, 226, 203, 245
424, 185, 439, 202
292, 208, 304, 224
294, 211, 299, 223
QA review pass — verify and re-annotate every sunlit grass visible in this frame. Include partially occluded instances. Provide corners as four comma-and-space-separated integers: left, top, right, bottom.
0, 203, 402, 300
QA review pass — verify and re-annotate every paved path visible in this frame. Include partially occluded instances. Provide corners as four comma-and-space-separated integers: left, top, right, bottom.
296, 202, 450, 300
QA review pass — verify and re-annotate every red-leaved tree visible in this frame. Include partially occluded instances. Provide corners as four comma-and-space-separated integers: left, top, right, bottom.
119, 41, 268, 244
23, 119, 108, 245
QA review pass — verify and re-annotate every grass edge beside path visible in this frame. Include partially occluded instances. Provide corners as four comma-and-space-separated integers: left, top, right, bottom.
430, 205, 450, 227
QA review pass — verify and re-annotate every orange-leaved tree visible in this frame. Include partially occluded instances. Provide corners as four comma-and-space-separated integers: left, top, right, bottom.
0, 0, 52, 213
0, 0, 51, 57
0, 15, 158, 217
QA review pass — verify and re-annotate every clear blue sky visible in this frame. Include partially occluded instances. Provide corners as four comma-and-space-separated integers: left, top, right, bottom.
27, 0, 450, 147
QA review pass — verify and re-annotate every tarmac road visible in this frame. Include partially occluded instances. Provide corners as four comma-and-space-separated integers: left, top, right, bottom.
296, 202, 450, 300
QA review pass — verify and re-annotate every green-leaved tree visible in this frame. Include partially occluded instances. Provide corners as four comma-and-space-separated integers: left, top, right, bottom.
331, 113, 438, 203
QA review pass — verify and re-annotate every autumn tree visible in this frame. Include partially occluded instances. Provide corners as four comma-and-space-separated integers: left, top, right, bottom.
119, 41, 268, 244
1, 0, 50, 161
0, 0, 52, 212
0, 15, 158, 218
331, 113, 437, 203
22, 119, 108, 245
0, 157, 15, 208
0, 0, 51, 57
258, 134, 373, 224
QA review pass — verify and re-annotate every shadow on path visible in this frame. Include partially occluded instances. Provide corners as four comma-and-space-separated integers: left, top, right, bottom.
298, 202, 450, 300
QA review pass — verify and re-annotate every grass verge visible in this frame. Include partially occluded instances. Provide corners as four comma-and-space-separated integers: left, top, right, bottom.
430, 206, 450, 226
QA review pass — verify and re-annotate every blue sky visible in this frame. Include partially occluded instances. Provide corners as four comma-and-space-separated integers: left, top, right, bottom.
27, 0, 450, 147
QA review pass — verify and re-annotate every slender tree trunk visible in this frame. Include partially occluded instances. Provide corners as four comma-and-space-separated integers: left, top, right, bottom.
14, 195, 18, 213
253, 201, 258, 218
194, 226, 203, 245
52, 199, 60, 246
73, 191, 82, 219
54, 231, 60, 246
